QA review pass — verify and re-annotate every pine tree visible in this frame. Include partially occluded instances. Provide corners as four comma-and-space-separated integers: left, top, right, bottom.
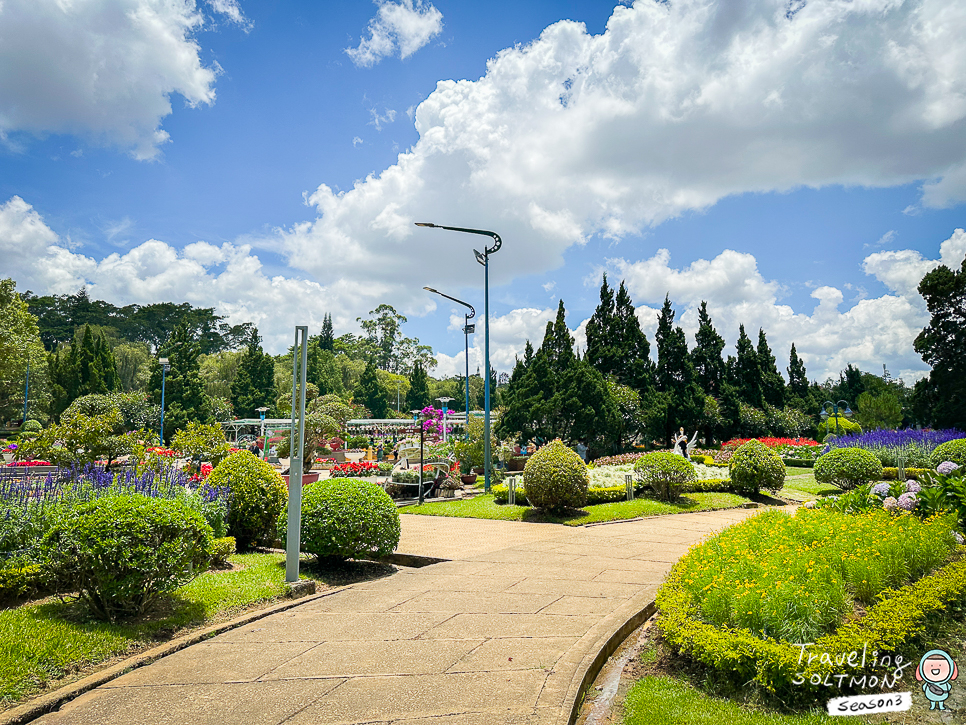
319, 313, 335, 352
475, 365, 497, 410
356, 360, 388, 418
612, 282, 654, 391
230, 328, 276, 418
757, 328, 785, 408
149, 322, 213, 441
733, 325, 764, 408
407, 361, 430, 411
585, 275, 617, 375
541, 300, 575, 375
691, 302, 726, 397
49, 325, 120, 418
787, 343, 809, 406
654, 296, 704, 443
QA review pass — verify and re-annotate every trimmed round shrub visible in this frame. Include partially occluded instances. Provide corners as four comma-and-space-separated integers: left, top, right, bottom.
729, 440, 786, 495
814, 447, 883, 490
816, 416, 862, 442
21, 420, 42, 433
931, 438, 966, 468
634, 452, 696, 501
281, 479, 400, 562
522, 439, 589, 510
205, 451, 287, 548
42, 495, 213, 621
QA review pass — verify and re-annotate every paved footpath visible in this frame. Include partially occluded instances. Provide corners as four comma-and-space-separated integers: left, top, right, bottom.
35, 507, 781, 725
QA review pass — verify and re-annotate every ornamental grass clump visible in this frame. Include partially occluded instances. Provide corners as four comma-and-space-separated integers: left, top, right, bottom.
522, 439, 589, 510
42, 494, 214, 621
814, 447, 883, 490
279, 478, 400, 562
634, 451, 696, 501
666, 508, 957, 644
727, 440, 785, 495
205, 451, 286, 549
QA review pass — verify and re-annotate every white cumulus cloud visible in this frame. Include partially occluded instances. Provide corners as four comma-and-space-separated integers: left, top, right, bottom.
346, 0, 443, 68
0, 0, 229, 159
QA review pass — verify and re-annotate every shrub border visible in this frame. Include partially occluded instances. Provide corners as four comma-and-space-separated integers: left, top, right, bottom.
657, 546, 966, 696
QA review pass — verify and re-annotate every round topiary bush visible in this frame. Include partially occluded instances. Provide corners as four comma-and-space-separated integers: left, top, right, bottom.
634, 451, 696, 501
42, 494, 213, 621
930, 438, 966, 468
729, 440, 786, 495
280, 478, 400, 562
205, 450, 287, 549
816, 416, 862, 442
522, 439, 589, 510
814, 447, 883, 490
21, 420, 42, 433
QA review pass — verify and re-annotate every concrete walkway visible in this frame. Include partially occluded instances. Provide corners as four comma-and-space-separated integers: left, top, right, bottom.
34, 507, 781, 725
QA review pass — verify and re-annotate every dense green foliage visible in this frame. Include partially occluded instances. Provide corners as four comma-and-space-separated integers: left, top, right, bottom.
728, 440, 785, 495
816, 414, 862, 440
283, 479, 400, 561
171, 421, 231, 466
0, 280, 51, 422
149, 322, 214, 440
229, 328, 275, 418
522, 438, 589, 510
49, 325, 120, 418
42, 495, 214, 620
931, 437, 966, 466
814, 447, 883, 490
205, 451, 287, 548
634, 451, 696, 501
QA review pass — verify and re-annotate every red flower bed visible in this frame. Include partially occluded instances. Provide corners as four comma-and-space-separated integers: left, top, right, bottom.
721, 437, 819, 449
146, 446, 178, 457
329, 460, 380, 478
6, 460, 52, 466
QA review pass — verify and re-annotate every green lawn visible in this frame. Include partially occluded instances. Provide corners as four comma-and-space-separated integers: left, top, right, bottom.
777, 473, 839, 502
401, 492, 751, 526
621, 676, 841, 725
0, 553, 308, 707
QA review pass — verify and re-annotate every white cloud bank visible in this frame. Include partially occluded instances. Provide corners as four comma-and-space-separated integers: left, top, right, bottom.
0, 0, 234, 159
346, 0, 443, 67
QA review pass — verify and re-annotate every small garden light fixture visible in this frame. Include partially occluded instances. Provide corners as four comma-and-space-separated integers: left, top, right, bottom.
819, 400, 853, 437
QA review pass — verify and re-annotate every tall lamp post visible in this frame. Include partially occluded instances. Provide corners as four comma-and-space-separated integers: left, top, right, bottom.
416, 223, 502, 492
436, 397, 453, 443
159, 357, 171, 444
820, 400, 853, 437
21, 353, 29, 425
256, 406, 269, 460
411, 409, 426, 505
423, 286, 475, 438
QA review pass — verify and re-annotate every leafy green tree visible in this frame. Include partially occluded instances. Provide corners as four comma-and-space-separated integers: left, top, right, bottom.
834, 364, 865, 408
690, 302, 726, 397
17, 409, 141, 468
357, 304, 435, 374
199, 349, 242, 400
757, 329, 785, 409
408, 361, 431, 411
230, 328, 275, 418
856, 391, 903, 430
149, 322, 213, 441
912, 254, 966, 429
356, 360, 389, 418
114, 342, 152, 392
731, 325, 764, 409
0, 279, 51, 423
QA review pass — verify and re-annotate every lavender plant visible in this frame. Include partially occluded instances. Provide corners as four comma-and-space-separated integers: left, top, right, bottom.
821, 428, 965, 467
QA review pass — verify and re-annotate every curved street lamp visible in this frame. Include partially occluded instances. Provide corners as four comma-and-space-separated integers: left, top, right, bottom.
416, 223, 502, 493
819, 400, 853, 437
423, 286, 476, 440
159, 357, 171, 444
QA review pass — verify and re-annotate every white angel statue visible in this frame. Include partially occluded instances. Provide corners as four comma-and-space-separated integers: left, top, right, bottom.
673, 428, 698, 459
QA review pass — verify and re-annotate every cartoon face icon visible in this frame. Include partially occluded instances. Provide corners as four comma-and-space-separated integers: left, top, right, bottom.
916, 649, 958, 711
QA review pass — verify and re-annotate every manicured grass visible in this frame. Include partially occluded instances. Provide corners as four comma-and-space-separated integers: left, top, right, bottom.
621, 676, 839, 725
777, 473, 839, 501
0, 552, 306, 707
401, 492, 751, 526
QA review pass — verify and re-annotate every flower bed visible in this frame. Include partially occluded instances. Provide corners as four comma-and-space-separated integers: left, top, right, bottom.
5, 461, 52, 467
656, 507, 964, 699
821, 428, 965, 467
329, 460, 380, 478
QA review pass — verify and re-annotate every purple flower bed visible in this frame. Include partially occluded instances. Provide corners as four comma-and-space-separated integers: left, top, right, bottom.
822, 428, 965, 467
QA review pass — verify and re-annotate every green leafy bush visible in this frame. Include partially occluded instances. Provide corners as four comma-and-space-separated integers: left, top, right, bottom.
634, 452, 696, 501
0, 564, 44, 601
882, 467, 929, 480
21, 420, 41, 433
931, 437, 966, 467
42, 495, 213, 621
171, 421, 231, 467
728, 440, 785, 495
816, 415, 862, 441
281, 479, 400, 562
814, 447, 883, 490
522, 439, 589, 510
211, 536, 236, 567
205, 451, 287, 548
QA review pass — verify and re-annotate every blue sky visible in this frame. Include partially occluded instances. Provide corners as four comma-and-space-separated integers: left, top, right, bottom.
2, 0, 965, 385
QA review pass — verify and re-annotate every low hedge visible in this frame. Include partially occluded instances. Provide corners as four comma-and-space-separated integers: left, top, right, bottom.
211, 536, 236, 567
0, 564, 44, 601
492, 478, 732, 506
782, 458, 814, 468
657, 544, 966, 701
882, 467, 930, 481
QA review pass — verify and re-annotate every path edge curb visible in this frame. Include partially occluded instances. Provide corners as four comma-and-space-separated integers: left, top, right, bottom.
0, 584, 354, 725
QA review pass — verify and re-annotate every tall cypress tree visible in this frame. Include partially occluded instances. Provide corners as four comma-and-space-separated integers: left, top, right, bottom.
407, 361, 430, 411
757, 328, 785, 409
542, 300, 575, 376
690, 302, 726, 397
654, 296, 704, 443
787, 343, 809, 405
230, 328, 276, 418
149, 322, 212, 441
319, 313, 335, 352
733, 325, 764, 408
49, 325, 120, 418
585, 275, 617, 375
612, 282, 654, 391
356, 361, 389, 418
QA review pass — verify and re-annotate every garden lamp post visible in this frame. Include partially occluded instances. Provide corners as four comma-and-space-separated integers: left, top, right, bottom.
436, 397, 453, 443
819, 400, 853, 437
256, 406, 269, 460
21, 353, 29, 425
416, 223, 502, 493
423, 286, 475, 441
159, 357, 171, 444
411, 409, 426, 505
